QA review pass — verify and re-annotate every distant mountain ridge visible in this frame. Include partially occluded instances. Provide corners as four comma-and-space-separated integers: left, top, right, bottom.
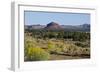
25, 24, 46, 29
25, 22, 90, 32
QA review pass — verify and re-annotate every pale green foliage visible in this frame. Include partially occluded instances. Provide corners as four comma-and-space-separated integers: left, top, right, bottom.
25, 47, 50, 61
47, 40, 55, 52
24, 36, 50, 61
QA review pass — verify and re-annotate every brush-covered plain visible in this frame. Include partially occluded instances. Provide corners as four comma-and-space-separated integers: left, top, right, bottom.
24, 29, 90, 61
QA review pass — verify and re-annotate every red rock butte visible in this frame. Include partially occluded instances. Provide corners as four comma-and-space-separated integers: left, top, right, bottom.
45, 22, 62, 29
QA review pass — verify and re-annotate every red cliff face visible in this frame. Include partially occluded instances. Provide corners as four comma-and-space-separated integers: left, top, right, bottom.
45, 22, 62, 29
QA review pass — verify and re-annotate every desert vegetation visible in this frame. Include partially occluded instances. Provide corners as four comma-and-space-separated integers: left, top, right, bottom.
24, 29, 90, 61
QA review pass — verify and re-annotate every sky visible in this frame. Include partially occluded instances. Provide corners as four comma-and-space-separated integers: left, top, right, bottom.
24, 11, 90, 25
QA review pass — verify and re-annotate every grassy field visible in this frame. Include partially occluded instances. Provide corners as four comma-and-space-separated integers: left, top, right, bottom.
24, 30, 90, 61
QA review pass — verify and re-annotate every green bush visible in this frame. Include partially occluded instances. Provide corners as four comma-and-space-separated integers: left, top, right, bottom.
25, 48, 50, 61
47, 41, 55, 53
75, 42, 90, 48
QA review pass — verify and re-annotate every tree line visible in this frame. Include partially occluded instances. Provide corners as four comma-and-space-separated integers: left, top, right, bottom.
25, 29, 90, 42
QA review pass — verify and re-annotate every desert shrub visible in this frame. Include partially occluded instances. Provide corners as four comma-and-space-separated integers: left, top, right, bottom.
82, 48, 90, 55
24, 37, 38, 49
24, 37, 38, 57
61, 44, 90, 56
47, 40, 66, 54
55, 43, 67, 53
66, 44, 78, 56
47, 40, 56, 53
25, 47, 50, 61
75, 42, 90, 48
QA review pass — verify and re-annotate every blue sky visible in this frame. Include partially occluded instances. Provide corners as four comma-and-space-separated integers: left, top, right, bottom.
24, 11, 90, 25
